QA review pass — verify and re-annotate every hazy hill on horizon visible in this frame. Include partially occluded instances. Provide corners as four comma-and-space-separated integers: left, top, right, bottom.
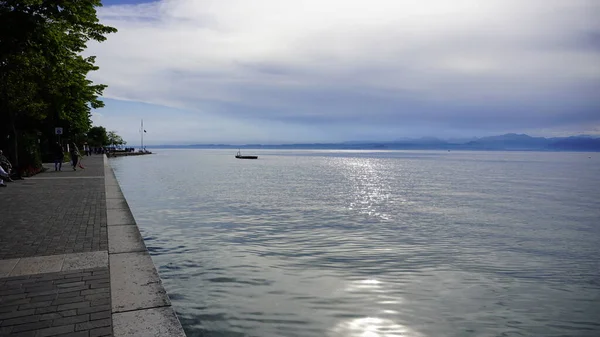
149, 133, 600, 151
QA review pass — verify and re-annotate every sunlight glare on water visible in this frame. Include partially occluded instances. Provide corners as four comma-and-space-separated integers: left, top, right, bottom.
110, 149, 600, 337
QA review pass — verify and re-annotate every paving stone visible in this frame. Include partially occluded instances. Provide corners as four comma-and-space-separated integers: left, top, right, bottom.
105, 185, 125, 199
10, 255, 64, 276
0, 309, 36, 320
57, 301, 91, 311
108, 225, 146, 254
36, 324, 75, 337
0, 287, 25, 296
62, 251, 108, 271
110, 252, 170, 313
80, 288, 109, 296
106, 208, 135, 226
29, 294, 57, 303
52, 314, 90, 327
58, 285, 89, 294
77, 304, 110, 315
11, 320, 52, 332
90, 298, 110, 307
90, 326, 113, 337
56, 281, 86, 288
54, 277, 83, 284
75, 318, 111, 331
1, 293, 27, 302
57, 290, 83, 299
0, 313, 41, 326
52, 296, 86, 306
106, 198, 129, 210
6, 331, 36, 337
113, 307, 186, 337
36, 306, 59, 314
56, 310, 78, 318
40, 312, 64, 320
0, 327, 13, 335
0, 156, 107, 260
0, 156, 183, 336
54, 332, 90, 337
85, 293, 110, 301
0, 305, 19, 314
18, 300, 53, 310
25, 284, 57, 293
90, 310, 111, 320
0, 267, 114, 337
0, 258, 20, 277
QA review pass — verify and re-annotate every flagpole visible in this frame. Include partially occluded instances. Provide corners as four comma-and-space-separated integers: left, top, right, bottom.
141, 119, 144, 152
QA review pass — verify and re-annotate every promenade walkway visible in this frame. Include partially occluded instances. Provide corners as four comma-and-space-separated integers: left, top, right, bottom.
0, 155, 185, 337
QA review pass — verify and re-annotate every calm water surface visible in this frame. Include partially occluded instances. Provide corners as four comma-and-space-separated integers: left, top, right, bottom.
110, 150, 600, 337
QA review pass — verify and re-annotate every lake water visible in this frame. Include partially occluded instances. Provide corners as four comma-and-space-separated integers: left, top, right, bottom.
109, 150, 600, 337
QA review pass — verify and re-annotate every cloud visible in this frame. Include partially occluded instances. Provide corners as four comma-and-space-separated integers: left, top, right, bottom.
86, 0, 600, 141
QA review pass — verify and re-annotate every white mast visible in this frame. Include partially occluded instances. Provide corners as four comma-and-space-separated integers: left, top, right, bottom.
141, 119, 144, 151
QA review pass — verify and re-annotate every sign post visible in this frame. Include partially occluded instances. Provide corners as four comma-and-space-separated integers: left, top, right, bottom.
55, 127, 63, 145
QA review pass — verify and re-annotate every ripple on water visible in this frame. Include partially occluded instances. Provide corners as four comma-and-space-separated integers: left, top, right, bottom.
112, 150, 600, 337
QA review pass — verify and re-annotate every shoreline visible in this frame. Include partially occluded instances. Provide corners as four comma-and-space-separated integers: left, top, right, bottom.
106, 152, 153, 158
104, 155, 186, 336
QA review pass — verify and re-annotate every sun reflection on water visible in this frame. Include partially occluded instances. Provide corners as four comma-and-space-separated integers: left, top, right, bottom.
331, 316, 420, 337
331, 279, 421, 337
330, 157, 409, 221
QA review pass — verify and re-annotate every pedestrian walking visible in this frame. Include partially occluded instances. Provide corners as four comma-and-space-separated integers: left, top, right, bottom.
70, 142, 80, 171
54, 142, 64, 171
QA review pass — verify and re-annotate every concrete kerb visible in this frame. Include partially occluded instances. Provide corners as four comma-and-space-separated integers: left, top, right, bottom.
103, 154, 186, 337
113, 307, 187, 337
108, 225, 147, 254
110, 251, 171, 313
0, 251, 109, 277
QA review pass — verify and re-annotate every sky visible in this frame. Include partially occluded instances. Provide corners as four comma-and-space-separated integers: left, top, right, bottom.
89, 0, 600, 145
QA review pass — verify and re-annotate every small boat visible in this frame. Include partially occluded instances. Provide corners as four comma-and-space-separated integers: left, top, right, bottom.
235, 150, 258, 159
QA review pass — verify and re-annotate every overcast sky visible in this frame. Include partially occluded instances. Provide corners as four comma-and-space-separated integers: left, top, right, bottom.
89, 0, 600, 145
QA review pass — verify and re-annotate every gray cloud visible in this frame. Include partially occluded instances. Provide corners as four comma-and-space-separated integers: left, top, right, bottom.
87, 0, 600, 142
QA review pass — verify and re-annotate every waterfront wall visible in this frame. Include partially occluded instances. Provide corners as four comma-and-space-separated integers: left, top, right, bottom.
104, 155, 186, 337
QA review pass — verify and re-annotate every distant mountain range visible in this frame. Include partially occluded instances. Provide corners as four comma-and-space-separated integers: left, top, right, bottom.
150, 134, 600, 151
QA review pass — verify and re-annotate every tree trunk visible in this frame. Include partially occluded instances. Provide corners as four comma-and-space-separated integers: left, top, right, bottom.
11, 120, 20, 178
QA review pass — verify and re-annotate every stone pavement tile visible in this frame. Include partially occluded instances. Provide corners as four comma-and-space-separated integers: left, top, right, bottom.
112, 307, 186, 337
0, 258, 19, 277
28, 176, 104, 180
0, 267, 112, 337
45, 155, 106, 178
104, 172, 120, 186
106, 199, 129, 210
110, 252, 170, 313
107, 208, 136, 226
63, 251, 109, 272
1, 252, 110, 277
10, 255, 64, 277
108, 226, 146, 254
105, 185, 125, 200
0, 155, 107, 260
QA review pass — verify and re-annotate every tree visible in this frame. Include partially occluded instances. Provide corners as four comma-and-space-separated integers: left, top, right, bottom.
87, 126, 109, 146
107, 131, 126, 147
0, 0, 117, 172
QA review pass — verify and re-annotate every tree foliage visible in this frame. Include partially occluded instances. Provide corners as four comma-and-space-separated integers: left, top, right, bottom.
0, 0, 116, 170
107, 130, 126, 147
87, 126, 109, 146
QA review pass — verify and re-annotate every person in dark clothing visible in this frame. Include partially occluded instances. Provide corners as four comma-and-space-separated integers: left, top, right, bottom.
0, 150, 13, 184
70, 142, 80, 171
54, 142, 64, 171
